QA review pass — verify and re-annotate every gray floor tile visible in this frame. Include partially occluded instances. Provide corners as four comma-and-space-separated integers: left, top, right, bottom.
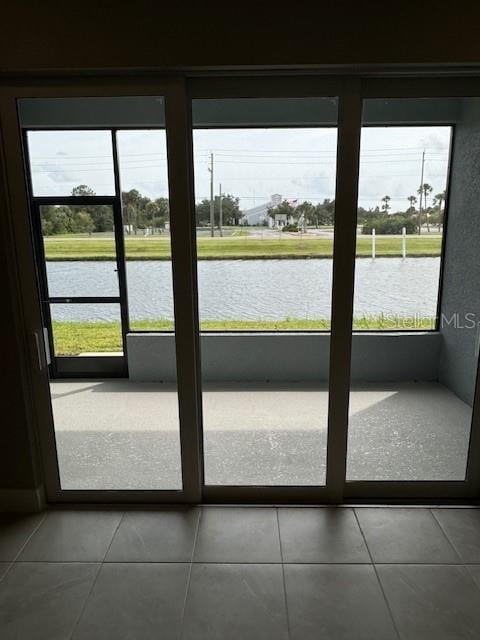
356, 508, 459, 563
285, 564, 397, 640
377, 564, 480, 640
182, 563, 288, 640
0, 513, 44, 561
19, 511, 122, 562
279, 507, 370, 563
105, 508, 199, 562
193, 507, 281, 563
467, 564, 480, 587
432, 508, 480, 562
0, 562, 98, 640
73, 563, 189, 639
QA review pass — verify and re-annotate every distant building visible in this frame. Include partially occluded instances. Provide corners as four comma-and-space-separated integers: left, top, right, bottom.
240, 201, 269, 226
241, 194, 295, 227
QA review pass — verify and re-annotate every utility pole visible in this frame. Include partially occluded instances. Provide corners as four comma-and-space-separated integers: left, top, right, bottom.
219, 183, 223, 237
418, 149, 425, 235
209, 153, 214, 237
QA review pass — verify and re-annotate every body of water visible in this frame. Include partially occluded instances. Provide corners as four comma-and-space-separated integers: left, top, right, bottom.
47, 257, 441, 322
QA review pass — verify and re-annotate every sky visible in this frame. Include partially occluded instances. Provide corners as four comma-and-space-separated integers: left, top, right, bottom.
27, 126, 451, 212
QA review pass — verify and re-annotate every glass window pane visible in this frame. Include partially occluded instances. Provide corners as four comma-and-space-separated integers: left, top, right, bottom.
41, 205, 118, 297
116, 129, 174, 331
50, 303, 123, 356
27, 130, 115, 196
347, 97, 477, 482
49, 295, 181, 492
193, 97, 338, 486
51, 378, 182, 491
353, 124, 450, 330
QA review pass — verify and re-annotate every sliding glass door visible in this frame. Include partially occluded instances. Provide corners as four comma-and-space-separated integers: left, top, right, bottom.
3, 75, 480, 503
10, 86, 200, 501
188, 80, 357, 502
345, 92, 480, 500
188, 80, 480, 502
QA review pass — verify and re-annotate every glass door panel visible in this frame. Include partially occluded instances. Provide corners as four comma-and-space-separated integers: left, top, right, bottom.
346, 97, 478, 483
192, 97, 338, 486
40, 204, 119, 297
21, 95, 184, 494
116, 129, 174, 331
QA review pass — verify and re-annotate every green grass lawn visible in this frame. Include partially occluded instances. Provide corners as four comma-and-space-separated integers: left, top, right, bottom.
43, 235, 442, 261
53, 316, 436, 355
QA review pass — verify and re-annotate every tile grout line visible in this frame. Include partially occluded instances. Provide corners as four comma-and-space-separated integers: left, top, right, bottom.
0, 561, 14, 585
13, 558, 480, 566
429, 508, 480, 596
461, 564, 480, 595
429, 508, 464, 563
0, 511, 48, 584
67, 510, 125, 640
178, 507, 202, 640
13, 511, 47, 562
276, 507, 292, 640
353, 508, 402, 640
101, 511, 126, 563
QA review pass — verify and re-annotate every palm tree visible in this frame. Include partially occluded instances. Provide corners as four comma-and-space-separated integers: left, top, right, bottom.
381, 195, 391, 213
407, 195, 417, 214
423, 183, 433, 231
433, 190, 446, 231
417, 183, 433, 233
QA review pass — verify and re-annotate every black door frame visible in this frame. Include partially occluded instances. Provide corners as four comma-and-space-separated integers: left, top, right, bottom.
23, 124, 133, 378
29, 195, 128, 377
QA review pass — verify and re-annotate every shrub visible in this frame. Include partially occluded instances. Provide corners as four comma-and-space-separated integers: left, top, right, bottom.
362, 216, 416, 235
282, 224, 299, 232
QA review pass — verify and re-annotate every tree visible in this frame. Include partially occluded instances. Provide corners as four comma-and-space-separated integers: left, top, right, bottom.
267, 200, 297, 226
72, 184, 96, 197
121, 189, 151, 234
88, 206, 114, 232
407, 195, 417, 214
315, 199, 335, 226
363, 214, 416, 235
417, 183, 433, 232
70, 185, 114, 233
357, 206, 378, 224
145, 197, 169, 233
295, 201, 316, 232
381, 195, 391, 213
433, 190, 446, 231
71, 211, 94, 234
196, 194, 241, 226
43, 184, 168, 236
41, 206, 70, 235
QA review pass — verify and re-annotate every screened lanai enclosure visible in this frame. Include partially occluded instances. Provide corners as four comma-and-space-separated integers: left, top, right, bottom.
9, 78, 480, 503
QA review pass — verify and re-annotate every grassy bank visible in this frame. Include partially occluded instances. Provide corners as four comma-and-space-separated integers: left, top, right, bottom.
44, 235, 442, 261
52, 316, 436, 355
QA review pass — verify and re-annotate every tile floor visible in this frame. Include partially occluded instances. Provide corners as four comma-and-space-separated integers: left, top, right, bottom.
1, 507, 480, 638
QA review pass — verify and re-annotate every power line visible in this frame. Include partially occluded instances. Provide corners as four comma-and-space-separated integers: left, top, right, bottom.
30, 158, 448, 172
30, 144, 448, 160
30, 149, 447, 162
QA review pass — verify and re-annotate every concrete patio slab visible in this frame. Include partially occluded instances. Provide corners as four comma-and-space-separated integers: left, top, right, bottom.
49, 380, 472, 489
